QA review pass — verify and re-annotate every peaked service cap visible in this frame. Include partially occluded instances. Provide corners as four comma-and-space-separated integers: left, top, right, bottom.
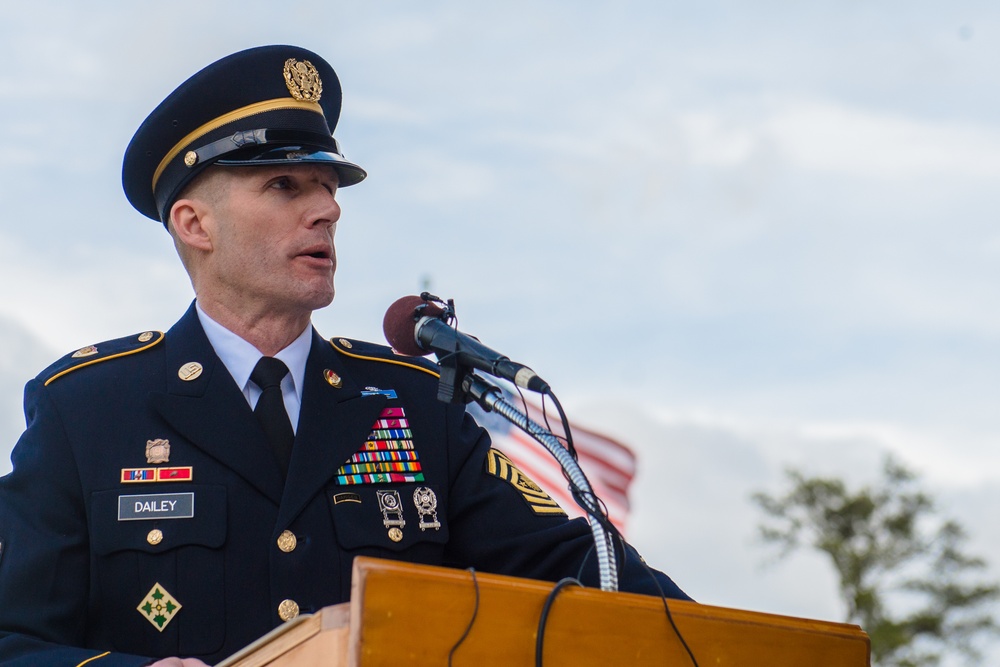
122, 45, 366, 222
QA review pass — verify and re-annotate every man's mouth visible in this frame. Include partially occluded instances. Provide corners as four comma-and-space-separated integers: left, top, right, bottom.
298, 245, 333, 260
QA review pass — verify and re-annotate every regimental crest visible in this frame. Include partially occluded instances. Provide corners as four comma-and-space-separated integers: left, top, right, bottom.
283, 58, 323, 102
145, 439, 170, 464
137, 583, 182, 631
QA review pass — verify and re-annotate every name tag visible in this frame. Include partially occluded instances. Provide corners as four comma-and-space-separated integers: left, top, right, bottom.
118, 493, 195, 521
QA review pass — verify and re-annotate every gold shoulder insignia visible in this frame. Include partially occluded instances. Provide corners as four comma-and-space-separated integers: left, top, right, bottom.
329, 337, 439, 378
43, 331, 165, 386
485, 448, 567, 516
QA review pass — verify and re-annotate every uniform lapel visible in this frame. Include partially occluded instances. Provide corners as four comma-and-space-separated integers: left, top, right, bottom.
277, 331, 387, 527
148, 304, 285, 504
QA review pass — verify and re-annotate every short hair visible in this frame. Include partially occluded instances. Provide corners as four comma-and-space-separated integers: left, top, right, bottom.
166, 166, 232, 272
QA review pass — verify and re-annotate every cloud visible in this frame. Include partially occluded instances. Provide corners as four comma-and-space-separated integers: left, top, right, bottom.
0, 317, 57, 475
766, 100, 1000, 179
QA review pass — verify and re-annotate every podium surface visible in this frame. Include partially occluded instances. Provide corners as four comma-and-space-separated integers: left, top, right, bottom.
221, 557, 870, 666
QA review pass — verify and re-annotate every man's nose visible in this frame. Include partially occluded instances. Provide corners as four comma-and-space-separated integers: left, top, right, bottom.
307, 187, 341, 226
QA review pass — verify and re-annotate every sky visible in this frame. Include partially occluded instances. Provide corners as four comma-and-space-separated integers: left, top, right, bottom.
2, 1, 1000, 662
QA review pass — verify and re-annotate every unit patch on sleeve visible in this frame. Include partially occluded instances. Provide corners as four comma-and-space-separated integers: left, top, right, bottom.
335, 407, 425, 485
485, 448, 567, 516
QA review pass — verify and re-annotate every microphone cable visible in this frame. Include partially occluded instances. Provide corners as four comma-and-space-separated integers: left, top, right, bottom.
535, 577, 583, 667
447, 567, 481, 667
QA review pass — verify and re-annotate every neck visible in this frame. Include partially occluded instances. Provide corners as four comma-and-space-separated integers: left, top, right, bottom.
196, 297, 311, 357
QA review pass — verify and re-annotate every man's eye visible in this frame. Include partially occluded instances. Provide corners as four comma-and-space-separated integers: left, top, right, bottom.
270, 177, 292, 190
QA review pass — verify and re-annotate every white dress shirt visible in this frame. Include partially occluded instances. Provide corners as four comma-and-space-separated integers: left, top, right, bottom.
196, 302, 311, 433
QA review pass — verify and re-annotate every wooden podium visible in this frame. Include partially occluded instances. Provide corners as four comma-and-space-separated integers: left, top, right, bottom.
219, 557, 870, 666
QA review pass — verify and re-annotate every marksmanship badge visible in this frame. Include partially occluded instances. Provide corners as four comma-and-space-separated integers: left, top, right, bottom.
413, 487, 440, 531
283, 58, 322, 101
137, 583, 182, 631
376, 489, 406, 538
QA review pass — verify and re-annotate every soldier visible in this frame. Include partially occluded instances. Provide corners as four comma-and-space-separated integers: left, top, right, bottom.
0, 45, 689, 666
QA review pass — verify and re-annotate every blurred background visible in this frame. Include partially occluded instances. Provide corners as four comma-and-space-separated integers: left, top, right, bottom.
2, 2, 999, 662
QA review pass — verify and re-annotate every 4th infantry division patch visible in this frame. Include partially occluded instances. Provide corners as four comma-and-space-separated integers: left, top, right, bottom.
485, 449, 566, 517
137, 583, 182, 631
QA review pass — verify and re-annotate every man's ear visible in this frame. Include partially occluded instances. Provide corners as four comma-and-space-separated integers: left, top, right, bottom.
169, 198, 215, 253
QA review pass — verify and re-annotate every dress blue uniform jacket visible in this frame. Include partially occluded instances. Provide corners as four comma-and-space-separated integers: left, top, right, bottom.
0, 305, 689, 665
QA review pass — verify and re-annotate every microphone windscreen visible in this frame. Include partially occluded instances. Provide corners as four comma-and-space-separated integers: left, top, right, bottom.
382, 296, 443, 355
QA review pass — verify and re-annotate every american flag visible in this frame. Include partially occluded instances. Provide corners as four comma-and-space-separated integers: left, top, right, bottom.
467, 390, 636, 536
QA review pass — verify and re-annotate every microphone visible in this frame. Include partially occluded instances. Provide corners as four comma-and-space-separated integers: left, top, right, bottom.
383, 295, 550, 393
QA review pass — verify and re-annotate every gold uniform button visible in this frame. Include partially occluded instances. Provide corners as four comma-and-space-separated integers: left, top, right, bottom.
147, 529, 163, 546
278, 599, 300, 622
277, 530, 297, 553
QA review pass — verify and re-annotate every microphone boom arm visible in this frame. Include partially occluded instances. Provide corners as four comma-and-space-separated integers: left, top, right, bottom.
462, 373, 620, 592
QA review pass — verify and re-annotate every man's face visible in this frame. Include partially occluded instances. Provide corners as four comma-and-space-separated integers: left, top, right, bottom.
196, 163, 342, 319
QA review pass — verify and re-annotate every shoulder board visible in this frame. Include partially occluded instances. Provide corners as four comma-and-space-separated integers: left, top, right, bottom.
329, 337, 440, 378
42, 331, 165, 386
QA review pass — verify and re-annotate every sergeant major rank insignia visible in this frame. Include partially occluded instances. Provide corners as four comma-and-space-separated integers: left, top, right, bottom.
485, 449, 566, 517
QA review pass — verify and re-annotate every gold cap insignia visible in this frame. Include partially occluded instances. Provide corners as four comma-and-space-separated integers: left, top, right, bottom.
338, 338, 352, 349
145, 438, 170, 464
72, 345, 98, 358
138, 331, 154, 343
178, 361, 203, 381
283, 58, 323, 102
137, 583, 182, 632
183, 151, 198, 167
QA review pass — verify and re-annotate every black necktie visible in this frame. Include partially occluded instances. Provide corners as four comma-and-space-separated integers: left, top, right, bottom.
251, 357, 294, 476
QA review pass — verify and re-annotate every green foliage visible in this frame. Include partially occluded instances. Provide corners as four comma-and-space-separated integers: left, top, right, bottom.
753, 457, 999, 666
